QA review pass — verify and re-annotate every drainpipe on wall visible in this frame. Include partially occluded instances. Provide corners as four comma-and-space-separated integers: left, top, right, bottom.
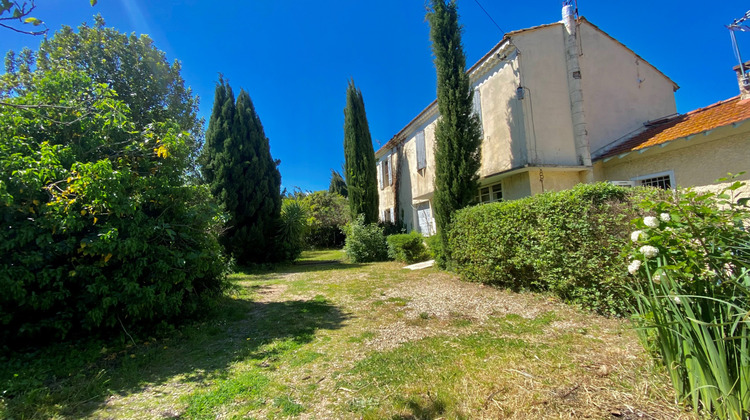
562, 1, 594, 182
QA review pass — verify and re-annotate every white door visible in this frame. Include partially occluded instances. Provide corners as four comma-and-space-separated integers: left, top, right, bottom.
416, 202, 433, 236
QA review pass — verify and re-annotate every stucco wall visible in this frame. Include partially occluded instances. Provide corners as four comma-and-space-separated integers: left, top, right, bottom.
598, 126, 750, 188
578, 22, 677, 155
511, 24, 579, 166
476, 54, 527, 176
502, 172, 532, 200
376, 151, 396, 219
528, 169, 585, 195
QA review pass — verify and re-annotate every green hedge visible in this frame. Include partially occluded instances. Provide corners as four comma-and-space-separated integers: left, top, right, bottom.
387, 232, 429, 263
449, 183, 651, 315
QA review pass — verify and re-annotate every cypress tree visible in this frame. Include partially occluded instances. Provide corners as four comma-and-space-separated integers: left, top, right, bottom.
201, 76, 234, 191
428, 0, 483, 266
328, 169, 348, 197
343, 80, 378, 224
201, 79, 282, 264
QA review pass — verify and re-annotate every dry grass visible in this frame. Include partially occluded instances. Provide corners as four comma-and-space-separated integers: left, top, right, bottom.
1, 250, 697, 419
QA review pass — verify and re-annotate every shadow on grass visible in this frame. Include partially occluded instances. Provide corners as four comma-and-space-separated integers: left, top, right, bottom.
390, 396, 448, 420
234, 259, 365, 278
0, 295, 351, 419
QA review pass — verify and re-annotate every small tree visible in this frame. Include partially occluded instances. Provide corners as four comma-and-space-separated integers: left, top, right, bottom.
343, 80, 378, 224
302, 190, 350, 248
201, 80, 282, 265
428, 0, 482, 266
328, 168, 348, 197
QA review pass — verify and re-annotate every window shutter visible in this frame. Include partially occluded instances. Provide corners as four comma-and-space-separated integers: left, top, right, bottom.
473, 88, 483, 135
386, 155, 393, 186
378, 161, 384, 189
416, 131, 426, 170
472, 88, 482, 121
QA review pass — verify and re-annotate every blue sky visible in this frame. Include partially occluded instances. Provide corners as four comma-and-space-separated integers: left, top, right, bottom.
2, 0, 749, 192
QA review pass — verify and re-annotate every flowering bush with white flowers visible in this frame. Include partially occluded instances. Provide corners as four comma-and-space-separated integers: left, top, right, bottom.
625, 174, 750, 419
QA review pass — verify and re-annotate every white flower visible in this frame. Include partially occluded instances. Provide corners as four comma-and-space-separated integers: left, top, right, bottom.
644, 216, 659, 228
673, 296, 681, 305
631, 230, 647, 242
628, 259, 642, 275
639, 245, 659, 259
660, 213, 671, 222
652, 272, 661, 283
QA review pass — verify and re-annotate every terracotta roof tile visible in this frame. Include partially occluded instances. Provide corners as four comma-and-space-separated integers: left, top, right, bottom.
600, 96, 750, 159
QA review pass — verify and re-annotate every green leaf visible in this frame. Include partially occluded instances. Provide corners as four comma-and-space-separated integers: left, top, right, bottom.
0, 0, 13, 14
24, 17, 43, 26
90, 0, 98, 5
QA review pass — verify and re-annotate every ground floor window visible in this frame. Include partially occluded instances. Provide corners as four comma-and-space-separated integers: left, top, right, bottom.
382, 208, 393, 223
477, 182, 503, 204
632, 171, 674, 190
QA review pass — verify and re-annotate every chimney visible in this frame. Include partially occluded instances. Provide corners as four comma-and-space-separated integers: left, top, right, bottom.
562, 0, 575, 35
734, 60, 750, 100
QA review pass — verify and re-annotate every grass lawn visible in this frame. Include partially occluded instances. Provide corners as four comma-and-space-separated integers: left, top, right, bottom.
1, 250, 694, 419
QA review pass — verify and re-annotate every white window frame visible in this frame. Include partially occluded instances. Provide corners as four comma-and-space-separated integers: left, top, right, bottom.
476, 181, 503, 204
631, 170, 675, 190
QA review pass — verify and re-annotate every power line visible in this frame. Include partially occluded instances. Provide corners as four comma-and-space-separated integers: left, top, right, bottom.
472, 0, 505, 35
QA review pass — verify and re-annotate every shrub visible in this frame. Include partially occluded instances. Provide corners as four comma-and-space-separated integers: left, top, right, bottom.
387, 232, 429, 263
300, 191, 349, 249
424, 234, 443, 261
448, 183, 646, 315
277, 200, 309, 261
0, 71, 229, 344
379, 220, 406, 237
626, 177, 750, 419
344, 215, 388, 263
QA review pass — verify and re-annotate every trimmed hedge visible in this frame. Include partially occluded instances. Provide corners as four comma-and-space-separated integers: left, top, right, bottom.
449, 183, 652, 315
387, 232, 429, 263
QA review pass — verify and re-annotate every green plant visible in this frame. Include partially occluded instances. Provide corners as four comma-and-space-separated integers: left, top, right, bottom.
448, 183, 643, 314
428, 0, 483, 267
424, 234, 443, 261
344, 215, 388, 263
0, 70, 228, 344
278, 199, 309, 261
626, 177, 750, 419
300, 190, 350, 248
387, 231, 429, 264
201, 79, 282, 264
343, 80, 378, 224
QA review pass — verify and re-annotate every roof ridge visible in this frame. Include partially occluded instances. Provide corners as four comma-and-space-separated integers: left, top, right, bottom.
685, 95, 741, 116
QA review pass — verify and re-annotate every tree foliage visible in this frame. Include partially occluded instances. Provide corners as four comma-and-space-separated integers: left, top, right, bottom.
200, 78, 282, 264
343, 80, 378, 224
427, 0, 482, 266
2, 15, 202, 161
301, 190, 350, 248
278, 199, 309, 261
328, 168, 348, 198
0, 68, 228, 344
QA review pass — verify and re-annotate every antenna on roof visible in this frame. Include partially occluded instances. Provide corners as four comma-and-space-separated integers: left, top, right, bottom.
727, 10, 750, 86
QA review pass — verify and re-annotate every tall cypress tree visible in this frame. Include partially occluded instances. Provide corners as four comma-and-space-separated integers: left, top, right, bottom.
428, 0, 483, 265
201, 79, 282, 264
343, 80, 378, 224
201, 76, 234, 192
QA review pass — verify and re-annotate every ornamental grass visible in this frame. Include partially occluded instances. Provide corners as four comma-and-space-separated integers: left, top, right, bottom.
627, 176, 750, 419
